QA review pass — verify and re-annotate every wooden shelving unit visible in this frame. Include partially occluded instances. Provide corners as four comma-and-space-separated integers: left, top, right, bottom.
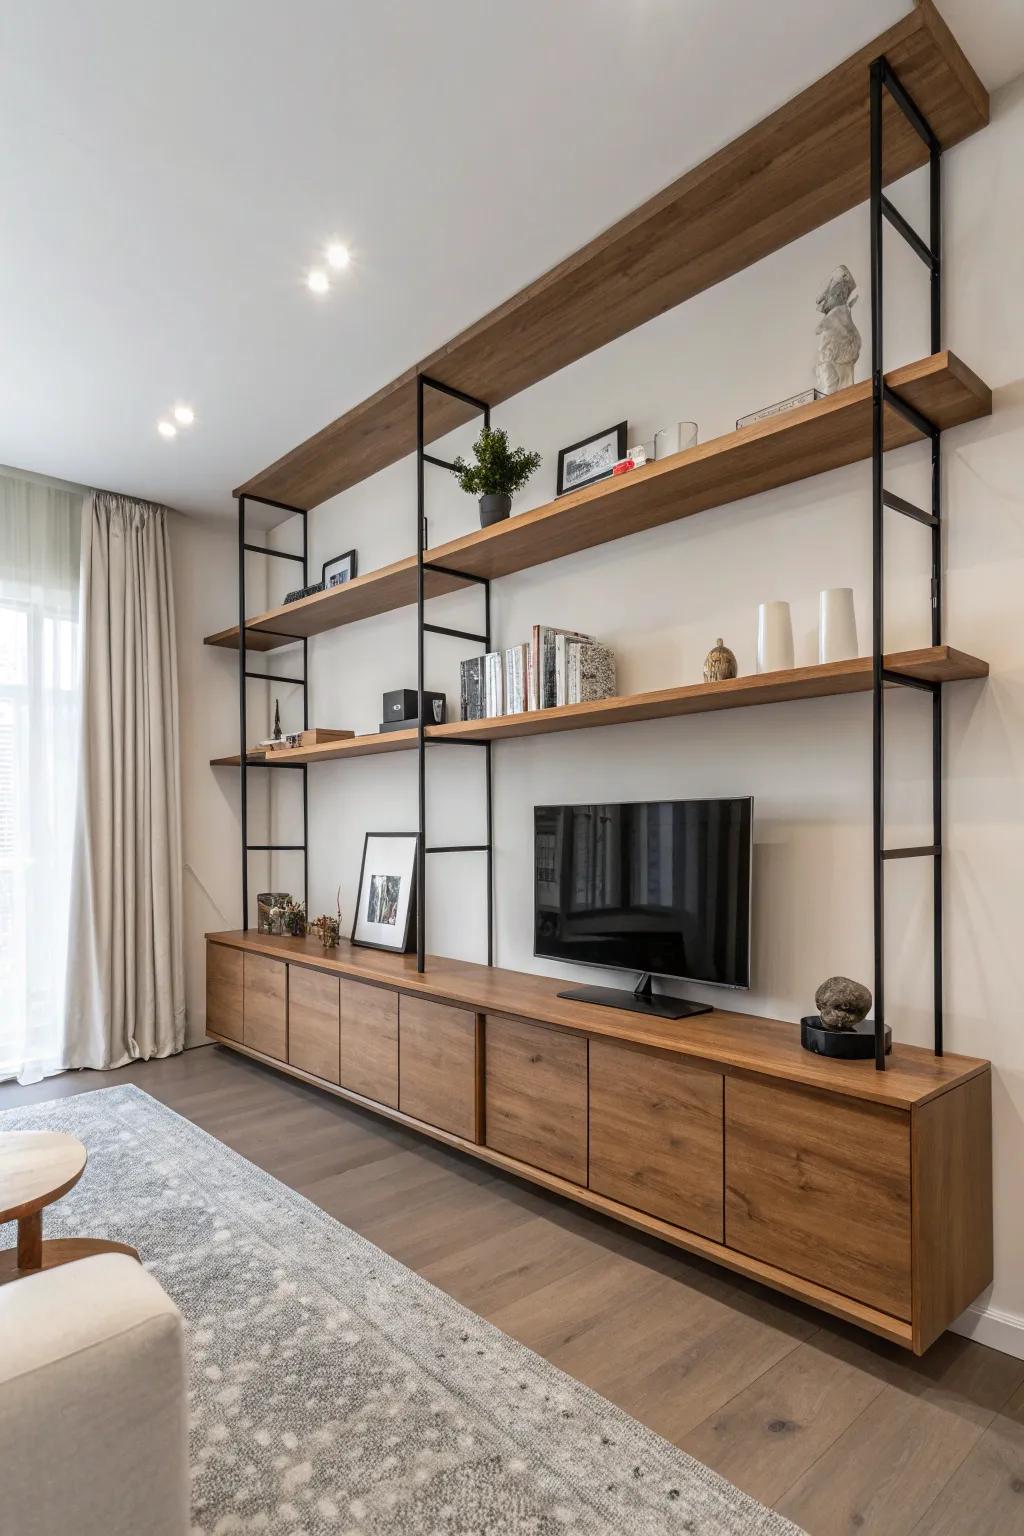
206, 351, 990, 652
234, 1, 986, 513
210, 647, 988, 768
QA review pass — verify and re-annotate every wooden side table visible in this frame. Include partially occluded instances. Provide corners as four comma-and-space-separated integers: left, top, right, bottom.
0, 1131, 138, 1285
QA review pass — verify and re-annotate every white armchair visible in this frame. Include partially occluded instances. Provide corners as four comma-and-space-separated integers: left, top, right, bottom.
0, 1253, 189, 1536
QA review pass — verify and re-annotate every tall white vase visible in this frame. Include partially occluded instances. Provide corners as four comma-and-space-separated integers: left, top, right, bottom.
756, 601, 794, 673
818, 588, 858, 663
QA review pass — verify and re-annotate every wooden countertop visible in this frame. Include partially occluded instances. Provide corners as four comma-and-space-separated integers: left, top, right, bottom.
206, 932, 987, 1109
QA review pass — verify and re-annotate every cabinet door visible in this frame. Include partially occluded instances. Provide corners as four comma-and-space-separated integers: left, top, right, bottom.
589, 1039, 724, 1240
725, 1077, 912, 1318
243, 952, 288, 1061
399, 996, 478, 1140
206, 942, 242, 1042
338, 978, 398, 1107
484, 1015, 587, 1183
288, 966, 340, 1083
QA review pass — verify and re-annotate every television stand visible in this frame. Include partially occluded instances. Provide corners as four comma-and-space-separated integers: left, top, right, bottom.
556, 972, 713, 1021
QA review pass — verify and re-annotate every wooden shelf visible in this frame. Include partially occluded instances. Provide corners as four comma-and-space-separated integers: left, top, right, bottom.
206, 352, 991, 652
217, 647, 985, 768
234, 2, 987, 513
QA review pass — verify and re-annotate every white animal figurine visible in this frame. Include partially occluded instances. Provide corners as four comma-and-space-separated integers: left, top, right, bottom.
814, 265, 862, 395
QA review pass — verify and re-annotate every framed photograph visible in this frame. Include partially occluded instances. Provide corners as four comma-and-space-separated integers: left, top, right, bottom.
556, 422, 627, 496
351, 832, 418, 953
324, 549, 358, 588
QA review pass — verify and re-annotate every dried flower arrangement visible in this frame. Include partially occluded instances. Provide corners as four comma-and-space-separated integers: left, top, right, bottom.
310, 887, 343, 950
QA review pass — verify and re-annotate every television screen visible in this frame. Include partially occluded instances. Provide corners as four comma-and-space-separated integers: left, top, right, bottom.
534, 798, 752, 988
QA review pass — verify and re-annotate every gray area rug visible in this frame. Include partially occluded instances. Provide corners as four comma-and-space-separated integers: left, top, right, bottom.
0, 1085, 803, 1535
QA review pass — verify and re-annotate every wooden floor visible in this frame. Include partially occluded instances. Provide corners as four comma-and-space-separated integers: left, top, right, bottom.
3, 1045, 1021, 1534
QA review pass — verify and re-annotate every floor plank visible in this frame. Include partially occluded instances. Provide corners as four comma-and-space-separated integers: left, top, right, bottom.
1, 1044, 1019, 1536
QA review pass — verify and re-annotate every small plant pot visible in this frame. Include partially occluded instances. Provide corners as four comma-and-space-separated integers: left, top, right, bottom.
478, 493, 512, 528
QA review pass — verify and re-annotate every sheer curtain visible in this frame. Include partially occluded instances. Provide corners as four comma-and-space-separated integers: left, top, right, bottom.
0, 472, 83, 1083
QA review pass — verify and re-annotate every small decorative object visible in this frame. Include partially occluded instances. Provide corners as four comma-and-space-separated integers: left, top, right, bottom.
612, 445, 648, 476
281, 898, 306, 938
737, 389, 823, 430
449, 427, 541, 527
756, 601, 794, 673
379, 688, 446, 733
310, 887, 342, 950
352, 833, 418, 953
654, 422, 698, 459
801, 975, 890, 1059
818, 588, 858, 664
815, 264, 861, 395
703, 638, 738, 683
272, 699, 283, 741
284, 551, 359, 603
268, 727, 355, 751
556, 422, 627, 496
257, 891, 291, 935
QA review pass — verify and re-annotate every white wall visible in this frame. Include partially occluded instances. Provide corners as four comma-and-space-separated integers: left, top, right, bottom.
182, 75, 1024, 1343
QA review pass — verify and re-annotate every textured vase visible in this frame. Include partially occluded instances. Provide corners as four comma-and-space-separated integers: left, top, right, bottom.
818, 588, 858, 664
756, 601, 794, 673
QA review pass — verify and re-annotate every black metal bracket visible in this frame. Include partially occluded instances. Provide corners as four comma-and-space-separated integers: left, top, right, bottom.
237, 493, 310, 928
416, 375, 494, 973
870, 55, 944, 1068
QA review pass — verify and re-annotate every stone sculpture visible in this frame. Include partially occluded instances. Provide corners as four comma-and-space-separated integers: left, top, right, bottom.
815, 265, 862, 395
814, 975, 872, 1031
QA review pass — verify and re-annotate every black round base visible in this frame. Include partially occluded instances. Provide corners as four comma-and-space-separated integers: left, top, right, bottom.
800, 1015, 892, 1059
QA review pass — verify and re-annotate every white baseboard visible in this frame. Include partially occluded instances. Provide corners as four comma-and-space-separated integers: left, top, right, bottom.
950, 1299, 1024, 1360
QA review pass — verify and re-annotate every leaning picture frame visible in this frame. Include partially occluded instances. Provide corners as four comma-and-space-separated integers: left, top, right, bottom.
556, 421, 627, 496
351, 831, 418, 953
323, 549, 358, 587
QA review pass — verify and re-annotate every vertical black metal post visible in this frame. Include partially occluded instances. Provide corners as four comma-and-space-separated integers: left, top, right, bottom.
484, 576, 494, 966
301, 509, 310, 915
870, 59, 886, 1069
416, 377, 427, 970
930, 139, 944, 1056
237, 495, 249, 930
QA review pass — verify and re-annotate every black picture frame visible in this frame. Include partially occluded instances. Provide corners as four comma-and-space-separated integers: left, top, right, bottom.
323, 549, 358, 587
556, 421, 627, 496
350, 831, 418, 953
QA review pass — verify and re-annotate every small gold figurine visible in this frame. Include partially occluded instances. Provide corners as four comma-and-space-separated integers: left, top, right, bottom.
703, 638, 737, 683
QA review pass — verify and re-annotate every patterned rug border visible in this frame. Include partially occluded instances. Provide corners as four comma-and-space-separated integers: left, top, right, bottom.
1, 1081, 804, 1535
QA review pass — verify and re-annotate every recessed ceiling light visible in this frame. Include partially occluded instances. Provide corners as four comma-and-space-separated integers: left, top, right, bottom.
307, 269, 329, 294
157, 420, 177, 439
326, 242, 350, 271
173, 404, 195, 426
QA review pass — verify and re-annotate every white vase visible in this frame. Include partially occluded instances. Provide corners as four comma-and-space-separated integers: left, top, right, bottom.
818, 588, 858, 664
756, 601, 794, 673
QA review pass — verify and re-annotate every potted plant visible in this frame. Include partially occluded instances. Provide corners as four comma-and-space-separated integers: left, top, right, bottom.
449, 427, 541, 528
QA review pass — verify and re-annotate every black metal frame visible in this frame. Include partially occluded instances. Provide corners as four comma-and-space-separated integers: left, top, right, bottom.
415, 374, 494, 973
237, 492, 310, 930
869, 56, 943, 1069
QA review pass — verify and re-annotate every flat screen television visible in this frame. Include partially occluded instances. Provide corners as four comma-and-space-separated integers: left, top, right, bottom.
534, 797, 752, 1019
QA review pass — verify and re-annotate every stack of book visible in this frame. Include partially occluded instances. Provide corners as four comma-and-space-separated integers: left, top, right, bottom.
460, 626, 616, 721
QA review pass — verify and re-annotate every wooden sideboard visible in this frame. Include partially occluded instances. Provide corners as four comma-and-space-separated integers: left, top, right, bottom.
205, 931, 993, 1354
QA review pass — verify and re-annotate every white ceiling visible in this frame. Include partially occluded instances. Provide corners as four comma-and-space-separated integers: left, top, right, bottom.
1, 0, 1020, 517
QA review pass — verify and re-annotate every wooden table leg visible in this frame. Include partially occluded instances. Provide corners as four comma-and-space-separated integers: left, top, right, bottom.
17, 1211, 42, 1270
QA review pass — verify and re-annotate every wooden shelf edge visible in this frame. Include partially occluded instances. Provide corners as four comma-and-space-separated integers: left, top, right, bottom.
245, 647, 986, 765
205, 352, 991, 651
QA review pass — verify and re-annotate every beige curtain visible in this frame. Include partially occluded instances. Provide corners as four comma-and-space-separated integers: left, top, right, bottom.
63, 493, 185, 1068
